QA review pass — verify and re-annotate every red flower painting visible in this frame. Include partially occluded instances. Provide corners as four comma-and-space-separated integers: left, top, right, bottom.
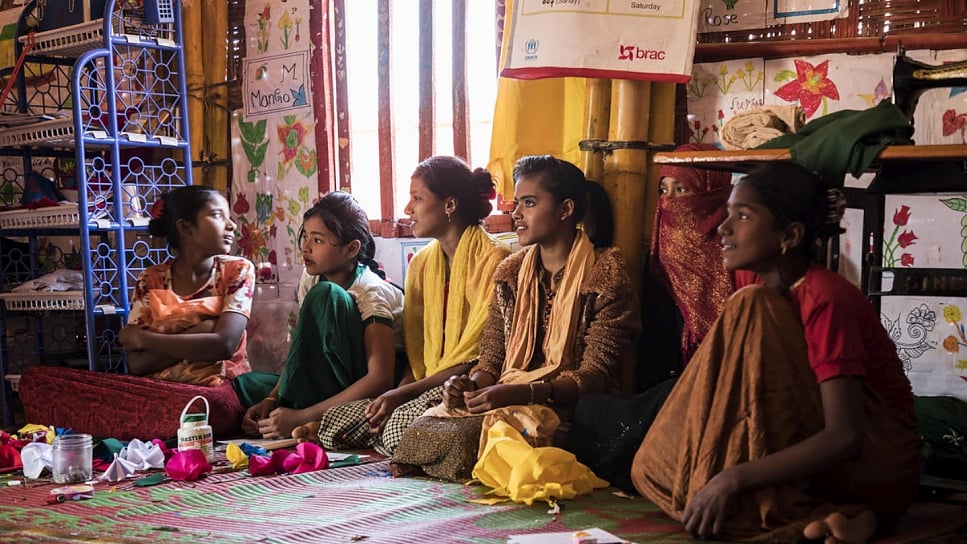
884, 205, 917, 267
774, 59, 841, 118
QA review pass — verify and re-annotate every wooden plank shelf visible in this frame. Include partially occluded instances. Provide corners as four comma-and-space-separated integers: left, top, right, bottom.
652, 144, 967, 173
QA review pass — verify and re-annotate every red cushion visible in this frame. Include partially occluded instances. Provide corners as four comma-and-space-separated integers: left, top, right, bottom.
19, 367, 243, 441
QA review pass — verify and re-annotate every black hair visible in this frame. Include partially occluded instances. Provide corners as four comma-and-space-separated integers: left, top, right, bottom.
736, 161, 841, 262
299, 191, 385, 279
512, 155, 614, 247
147, 185, 224, 251
411, 155, 495, 225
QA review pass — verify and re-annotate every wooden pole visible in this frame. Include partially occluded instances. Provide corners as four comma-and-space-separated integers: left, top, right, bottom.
202, 0, 228, 192
602, 79, 650, 290
581, 78, 610, 182
643, 82, 675, 244
182, 0, 204, 187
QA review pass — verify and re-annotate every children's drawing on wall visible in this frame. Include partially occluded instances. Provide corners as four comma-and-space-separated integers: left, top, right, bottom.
941, 304, 967, 383
772, 59, 840, 119
882, 302, 935, 372
883, 204, 917, 268
232, 0, 317, 286
696, 0, 767, 34
879, 192, 967, 400
686, 57, 764, 148
907, 49, 967, 145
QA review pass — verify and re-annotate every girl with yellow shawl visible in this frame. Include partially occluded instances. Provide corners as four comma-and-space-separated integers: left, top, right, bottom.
316, 156, 511, 455
391, 155, 641, 482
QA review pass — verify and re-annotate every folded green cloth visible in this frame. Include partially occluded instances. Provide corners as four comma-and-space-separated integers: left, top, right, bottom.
758, 100, 914, 186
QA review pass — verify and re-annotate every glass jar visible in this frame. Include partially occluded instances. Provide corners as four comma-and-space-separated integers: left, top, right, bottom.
52, 434, 93, 484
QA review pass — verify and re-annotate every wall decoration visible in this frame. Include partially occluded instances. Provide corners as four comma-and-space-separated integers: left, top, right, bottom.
907, 49, 967, 145
769, 0, 847, 25
233, 0, 317, 287
686, 57, 765, 148
696, 0, 767, 34
883, 194, 967, 269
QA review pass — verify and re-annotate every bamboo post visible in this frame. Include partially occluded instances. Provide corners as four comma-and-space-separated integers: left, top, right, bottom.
602, 79, 650, 290
643, 82, 676, 243
581, 78, 611, 182
202, 0, 229, 192
182, 0, 204, 187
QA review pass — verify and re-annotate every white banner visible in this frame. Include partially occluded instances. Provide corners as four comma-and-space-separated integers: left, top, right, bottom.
501, 0, 701, 83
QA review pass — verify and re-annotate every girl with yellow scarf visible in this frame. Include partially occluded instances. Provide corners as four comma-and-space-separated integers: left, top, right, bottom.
391, 155, 641, 482
316, 156, 511, 455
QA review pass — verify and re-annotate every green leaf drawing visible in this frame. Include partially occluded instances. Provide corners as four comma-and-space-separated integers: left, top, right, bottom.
774, 69, 796, 82
940, 196, 967, 213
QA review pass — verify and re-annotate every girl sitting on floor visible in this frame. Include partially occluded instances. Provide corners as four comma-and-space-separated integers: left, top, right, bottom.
632, 161, 920, 543
119, 184, 255, 386
567, 143, 735, 491
315, 156, 511, 455
241, 191, 403, 439
390, 155, 641, 482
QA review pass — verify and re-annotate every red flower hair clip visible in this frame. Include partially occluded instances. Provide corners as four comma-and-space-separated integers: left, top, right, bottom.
149, 198, 164, 220
482, 187, 497, 200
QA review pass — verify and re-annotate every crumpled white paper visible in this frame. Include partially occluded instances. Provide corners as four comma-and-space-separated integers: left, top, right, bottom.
99, 454, 139, 482
20, 442, 53, 479
119, 439, 165, 470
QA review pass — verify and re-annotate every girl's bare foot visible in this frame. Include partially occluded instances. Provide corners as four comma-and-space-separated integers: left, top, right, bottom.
803, 509, 877, 544
291, 421, 321, 443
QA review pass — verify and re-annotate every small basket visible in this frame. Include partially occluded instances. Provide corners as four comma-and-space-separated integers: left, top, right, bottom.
0, 291, 86, 311
0, 204, 80, 229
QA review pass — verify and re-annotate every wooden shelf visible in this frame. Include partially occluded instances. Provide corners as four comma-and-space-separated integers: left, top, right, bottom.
652, 144, 967, 173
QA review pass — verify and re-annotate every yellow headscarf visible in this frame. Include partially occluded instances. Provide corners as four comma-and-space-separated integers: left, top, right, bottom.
404, 225, 511, 380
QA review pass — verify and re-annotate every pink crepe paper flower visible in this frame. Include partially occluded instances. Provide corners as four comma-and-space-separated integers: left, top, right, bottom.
165, 449, 212, 481
283, 442, 329, 474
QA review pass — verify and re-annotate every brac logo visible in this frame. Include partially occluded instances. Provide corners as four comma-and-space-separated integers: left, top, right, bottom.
618, 44, 667, 61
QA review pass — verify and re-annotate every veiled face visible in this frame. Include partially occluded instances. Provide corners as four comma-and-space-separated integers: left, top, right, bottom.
659, 176, 692, 198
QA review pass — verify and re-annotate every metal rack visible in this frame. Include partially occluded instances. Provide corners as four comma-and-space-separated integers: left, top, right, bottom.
0, 0, 192, 426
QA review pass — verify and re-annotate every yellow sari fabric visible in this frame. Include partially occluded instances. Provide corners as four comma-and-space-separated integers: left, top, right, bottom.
404, 225, 511, 380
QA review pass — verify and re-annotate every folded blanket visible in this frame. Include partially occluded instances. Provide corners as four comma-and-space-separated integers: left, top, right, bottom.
720, 105, 804, 150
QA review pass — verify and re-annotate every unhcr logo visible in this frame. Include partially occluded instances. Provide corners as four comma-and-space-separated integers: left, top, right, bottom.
524, 38, 539, 60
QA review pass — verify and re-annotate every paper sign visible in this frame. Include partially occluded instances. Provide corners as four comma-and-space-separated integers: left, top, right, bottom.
501, 0, 701, 83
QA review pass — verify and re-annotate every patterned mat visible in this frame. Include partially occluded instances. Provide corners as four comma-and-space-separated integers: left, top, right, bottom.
0, 462, 964, 544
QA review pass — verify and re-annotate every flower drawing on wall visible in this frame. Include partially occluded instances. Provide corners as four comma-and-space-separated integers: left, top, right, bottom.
237, 117, 268, 183
277, 115, 318, 180
687, 71, 717, 99
256, 4, 271, 54
883, 303, 936, 372
688, 119, 717, 144
773, 59, 840, 119
941, 304, 967, 382
940, 196, 967, 268
942, 109, 967, 144
883, 204, 917, 268
858, 78, 891, 108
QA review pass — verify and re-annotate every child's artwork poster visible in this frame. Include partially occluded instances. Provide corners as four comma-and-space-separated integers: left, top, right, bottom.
685, 57, 765, 147
906, 49, 967, 146
242, 51, 312, 119
879, 194, 967, 400
501, 0, 702, 83
231, 0, 318, 287
697, 0, 847, 34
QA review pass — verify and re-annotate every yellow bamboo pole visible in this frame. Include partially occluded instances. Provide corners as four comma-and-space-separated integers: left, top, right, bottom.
643, 82, 676, 244
602, 79, 650, 291
202, 0, 229, 192
182, 0, 204, 187
581, 78, 611, 182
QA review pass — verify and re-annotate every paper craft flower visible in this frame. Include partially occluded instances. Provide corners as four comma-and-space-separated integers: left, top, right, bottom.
774, 59, 840, 118
165, 449, 212, 481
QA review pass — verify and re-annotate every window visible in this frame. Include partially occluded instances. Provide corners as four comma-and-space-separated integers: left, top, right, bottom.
343, 1, 498, 220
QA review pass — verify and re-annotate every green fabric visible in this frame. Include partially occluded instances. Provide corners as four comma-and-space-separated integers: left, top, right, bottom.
758, 100, 914, 186
231, 372, 281, 408
277, 280, 366, 409
915, 395, 967, 480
